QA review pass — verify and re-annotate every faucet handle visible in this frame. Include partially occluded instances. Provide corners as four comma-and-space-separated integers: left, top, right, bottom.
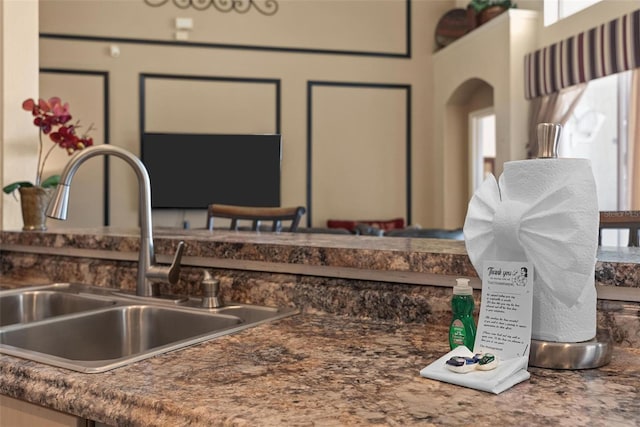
146, 240, 186, 285
166, 241, 186, 285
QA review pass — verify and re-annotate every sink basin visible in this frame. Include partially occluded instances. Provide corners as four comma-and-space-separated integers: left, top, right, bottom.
0, 290, 117, 327
0, 305, 242, 372
0, 284, 298, 373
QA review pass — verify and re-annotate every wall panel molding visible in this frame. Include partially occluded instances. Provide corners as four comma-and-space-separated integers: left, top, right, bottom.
306, 80, 412, 227
139, 73, 281, 135
40, 68, 110, 225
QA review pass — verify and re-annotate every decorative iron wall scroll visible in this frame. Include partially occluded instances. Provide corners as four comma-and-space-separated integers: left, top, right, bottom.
144, 0, 278, 16
524, 8, 640, 99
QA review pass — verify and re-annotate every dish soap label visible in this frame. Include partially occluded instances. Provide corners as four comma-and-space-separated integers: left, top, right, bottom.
450, 319, 468, 347
449, 278, 476, 350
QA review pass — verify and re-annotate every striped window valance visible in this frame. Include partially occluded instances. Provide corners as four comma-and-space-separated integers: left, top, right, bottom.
524, 8, 640, 99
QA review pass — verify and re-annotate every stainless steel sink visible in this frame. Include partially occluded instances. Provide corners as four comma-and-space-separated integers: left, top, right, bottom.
213, 305, 283, 323
0, 284, 298, 373
0, 289, 117, 327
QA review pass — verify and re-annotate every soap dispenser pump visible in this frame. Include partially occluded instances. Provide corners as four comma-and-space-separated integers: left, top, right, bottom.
201, 270, 223, 309
449, 278, 476, 350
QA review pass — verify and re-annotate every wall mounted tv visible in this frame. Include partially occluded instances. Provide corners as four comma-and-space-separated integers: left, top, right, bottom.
141, 133, 282, 209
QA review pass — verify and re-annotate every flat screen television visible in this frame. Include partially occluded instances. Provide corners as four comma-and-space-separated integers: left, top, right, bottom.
141, 133, 281, 209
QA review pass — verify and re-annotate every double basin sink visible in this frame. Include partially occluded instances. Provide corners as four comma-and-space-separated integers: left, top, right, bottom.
0, 283, 298, 373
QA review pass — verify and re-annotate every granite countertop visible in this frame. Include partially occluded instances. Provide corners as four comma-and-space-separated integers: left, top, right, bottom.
1, 229, 640, 425
1, 313, 639, 426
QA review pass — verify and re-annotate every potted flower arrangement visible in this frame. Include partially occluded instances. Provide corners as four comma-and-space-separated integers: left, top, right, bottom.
468, 0, 517, 26
2, 97, 94, 230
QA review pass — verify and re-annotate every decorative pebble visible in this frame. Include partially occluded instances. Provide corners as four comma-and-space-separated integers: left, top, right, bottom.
445, 353, 498, 373
445, 356, 478, 373
476, 353, 498, 371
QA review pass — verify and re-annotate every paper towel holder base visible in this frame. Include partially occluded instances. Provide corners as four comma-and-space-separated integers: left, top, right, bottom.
528, 328, 613, 370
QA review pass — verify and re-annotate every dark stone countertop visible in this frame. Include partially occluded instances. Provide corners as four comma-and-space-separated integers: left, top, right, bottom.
1, 228, 638, 287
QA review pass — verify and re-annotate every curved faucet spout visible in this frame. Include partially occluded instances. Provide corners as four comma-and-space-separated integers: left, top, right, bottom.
46, 145, 181, 297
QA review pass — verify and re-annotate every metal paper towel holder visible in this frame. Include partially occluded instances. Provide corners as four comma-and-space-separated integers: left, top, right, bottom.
527, 123, 613, 370
529, 329, 613, 369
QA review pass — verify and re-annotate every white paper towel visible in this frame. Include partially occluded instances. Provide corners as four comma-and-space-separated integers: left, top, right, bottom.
464, 158, 599, 342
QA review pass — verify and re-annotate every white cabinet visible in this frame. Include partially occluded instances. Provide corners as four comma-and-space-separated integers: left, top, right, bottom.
0, 395, 85, 427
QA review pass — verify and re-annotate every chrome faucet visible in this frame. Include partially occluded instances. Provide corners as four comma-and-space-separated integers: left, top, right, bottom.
46, 145, 185, 297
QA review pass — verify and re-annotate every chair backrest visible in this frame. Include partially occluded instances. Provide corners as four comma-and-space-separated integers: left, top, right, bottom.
206, 204, 306, 232
598, 211, 640, 247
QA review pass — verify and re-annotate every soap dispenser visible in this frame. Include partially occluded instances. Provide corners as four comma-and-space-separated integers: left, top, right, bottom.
449, 278, 476, 350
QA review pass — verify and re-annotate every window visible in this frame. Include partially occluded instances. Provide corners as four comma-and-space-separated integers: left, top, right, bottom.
469, 108, 496, 192
544, 0, 602, 26
559, 71, 632, 246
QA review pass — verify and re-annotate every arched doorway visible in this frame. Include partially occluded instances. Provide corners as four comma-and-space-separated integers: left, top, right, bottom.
441, 78, 494, 228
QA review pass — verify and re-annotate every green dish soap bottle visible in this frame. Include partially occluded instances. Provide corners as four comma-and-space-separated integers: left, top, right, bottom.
449, 278, 476, 350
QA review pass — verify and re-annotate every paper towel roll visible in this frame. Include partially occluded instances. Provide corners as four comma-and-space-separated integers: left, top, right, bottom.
464, 158, 599, 342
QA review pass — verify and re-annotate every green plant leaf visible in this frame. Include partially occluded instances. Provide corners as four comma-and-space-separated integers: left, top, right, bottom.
468, 0, 515, 12
468, 0, 490, 12
2, 181, 34, 194
41, 175, 61, 189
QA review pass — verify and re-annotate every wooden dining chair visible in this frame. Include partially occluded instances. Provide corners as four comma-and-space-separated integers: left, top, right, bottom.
206, 204, 306, 232
598, 211, 640, 247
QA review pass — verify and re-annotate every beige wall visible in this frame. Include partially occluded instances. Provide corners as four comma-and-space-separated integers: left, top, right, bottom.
33, 0, 451, 229
1, 0, 637, 230
431, 0, 640, 229
433, 9, 539, 228
310, 84, 409, 226
41, 72, 106, 230
1, 0, 39, 231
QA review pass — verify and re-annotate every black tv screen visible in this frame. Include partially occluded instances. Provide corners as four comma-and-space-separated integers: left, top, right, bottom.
141, 133, 281, 209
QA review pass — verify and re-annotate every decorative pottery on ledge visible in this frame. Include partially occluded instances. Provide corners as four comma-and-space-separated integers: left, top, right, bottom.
476, 5, 508, 25
18, 186, 53, 231
434, 1, 515, 49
